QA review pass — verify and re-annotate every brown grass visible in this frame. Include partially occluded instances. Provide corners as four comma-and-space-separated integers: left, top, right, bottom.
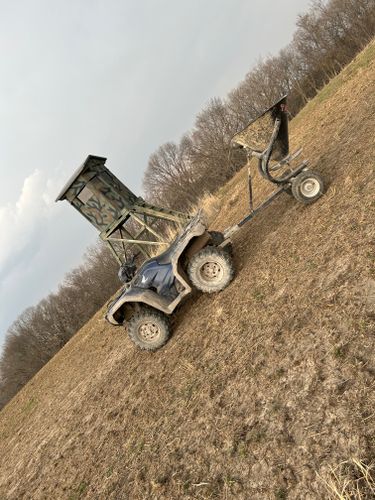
0, 40, 375, 500
319, 458, 375, 499
149, 192, 221, 257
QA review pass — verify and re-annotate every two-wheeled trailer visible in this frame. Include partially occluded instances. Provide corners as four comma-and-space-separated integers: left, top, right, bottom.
222, 94, 324, 242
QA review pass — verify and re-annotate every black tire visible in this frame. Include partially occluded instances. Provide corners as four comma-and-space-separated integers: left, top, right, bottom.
291, 170, 324, 204
127, 307, 170, 351
187, 246, 235, 293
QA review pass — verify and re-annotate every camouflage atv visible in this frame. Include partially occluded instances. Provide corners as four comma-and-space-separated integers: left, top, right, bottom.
105, 214, 234, 351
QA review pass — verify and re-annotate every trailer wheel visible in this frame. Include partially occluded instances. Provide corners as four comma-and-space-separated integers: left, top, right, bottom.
127, 307, 170, 351
187, 246, 234, 293
291, 171, 324, 204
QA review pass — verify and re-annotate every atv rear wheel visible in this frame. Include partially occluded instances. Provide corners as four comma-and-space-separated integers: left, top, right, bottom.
187, 246, 234, 293
291, 171, 324, 204
127, 307, 170, 351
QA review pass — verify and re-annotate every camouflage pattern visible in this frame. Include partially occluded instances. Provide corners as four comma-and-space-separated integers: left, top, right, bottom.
57, 156, 139, 231
56, 155, 192, 264
232, 112, 276, 153
231, 95, 289, 161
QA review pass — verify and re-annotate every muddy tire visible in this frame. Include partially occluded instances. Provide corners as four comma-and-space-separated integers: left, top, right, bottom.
291, 171, 324, 204
127, 307, 170, 351
187, 246, 234, 293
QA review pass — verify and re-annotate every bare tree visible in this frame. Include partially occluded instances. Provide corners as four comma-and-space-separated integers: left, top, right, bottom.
0, 242, 120, 409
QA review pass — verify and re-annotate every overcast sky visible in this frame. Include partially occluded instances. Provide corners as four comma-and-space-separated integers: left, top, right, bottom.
0, 0, 311, 349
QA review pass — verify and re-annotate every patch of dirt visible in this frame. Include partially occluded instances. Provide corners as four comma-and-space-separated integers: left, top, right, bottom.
0, 41, 375, 499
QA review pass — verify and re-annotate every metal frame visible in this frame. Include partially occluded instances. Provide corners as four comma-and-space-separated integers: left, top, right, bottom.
56, 154, 193, 266
223, 104, 309, 240
100, 203, 192, 264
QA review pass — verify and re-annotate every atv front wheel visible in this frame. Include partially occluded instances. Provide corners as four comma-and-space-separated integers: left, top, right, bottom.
187, 246, 234, 293
127, 307, 170, 351
291, 171, 324, 204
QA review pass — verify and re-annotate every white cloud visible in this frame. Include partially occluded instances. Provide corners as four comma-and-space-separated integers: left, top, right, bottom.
0, 170, 60, 271
0, 169, 97, 341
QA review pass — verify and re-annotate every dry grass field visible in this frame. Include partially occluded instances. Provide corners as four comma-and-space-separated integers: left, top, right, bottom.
0, 40, 375, 499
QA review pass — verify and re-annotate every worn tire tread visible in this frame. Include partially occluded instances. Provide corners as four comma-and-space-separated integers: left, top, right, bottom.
127, 307, 170, 351
187, 246, 235, 293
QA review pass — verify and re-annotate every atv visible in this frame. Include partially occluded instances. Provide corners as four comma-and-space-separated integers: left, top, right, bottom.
105, 214, 234, 351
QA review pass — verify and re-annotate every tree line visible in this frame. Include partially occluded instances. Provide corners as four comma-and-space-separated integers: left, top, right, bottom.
1, 0, 375, 409
0, 244, 119, 408
144, 0, 375, 210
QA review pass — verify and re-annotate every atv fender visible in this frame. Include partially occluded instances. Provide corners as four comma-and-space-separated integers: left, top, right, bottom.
106, 215, 208, 325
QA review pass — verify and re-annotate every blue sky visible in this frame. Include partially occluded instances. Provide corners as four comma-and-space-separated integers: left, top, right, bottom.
0, 0, 311, 348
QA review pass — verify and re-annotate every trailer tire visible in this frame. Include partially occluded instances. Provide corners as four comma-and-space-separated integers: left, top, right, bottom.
187, 246, 234, 293
291, 171, 324, 204
127, 307, 170, 351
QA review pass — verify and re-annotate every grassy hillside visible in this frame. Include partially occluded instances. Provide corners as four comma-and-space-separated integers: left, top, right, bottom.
1, 40, 375, 499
